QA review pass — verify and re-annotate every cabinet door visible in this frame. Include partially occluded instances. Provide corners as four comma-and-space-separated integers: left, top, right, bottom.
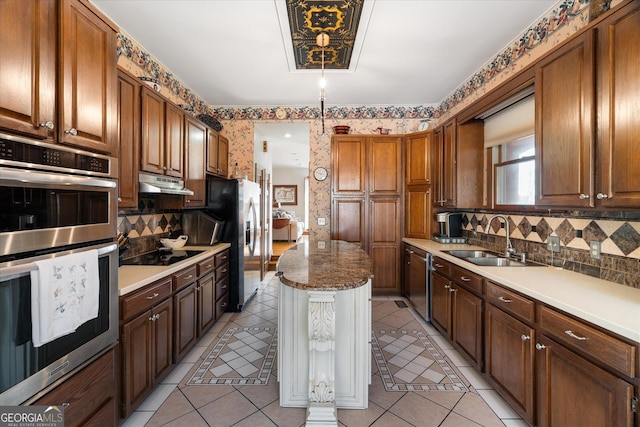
369, 136, 402, 195
485, 304, 535, 424
122, 309, 153, 416
432, 127, 444, 206
174, 283, 197, 363
536, 335, 634, 427
430, 272, 452, 337
59, 0, 117, 154
452, 286, 483, 370
369, 197, 401, 292
536, 32, 595, 207
441, 120, 457, 207
206, 128, 219, 174
218, 134, 229, 178
331, 198, 365, 249
405, 185, 431, 239
140, 87, 165, 175
0, 0, 56, 139
165, 103, 184, 178
596, 2, 640, 208
184, 116, 206, 207
405, 132, 432, 186
332, 136, 366, 195
117, 70, 140, 208
152, 298, 173, 382
198, 273, 216, 335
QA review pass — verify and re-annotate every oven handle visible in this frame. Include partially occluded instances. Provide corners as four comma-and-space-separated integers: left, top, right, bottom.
0, 167, 116, 188
0, 243, 117, 279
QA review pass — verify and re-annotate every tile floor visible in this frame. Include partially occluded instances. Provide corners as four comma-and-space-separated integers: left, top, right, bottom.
122, 272, 528, 427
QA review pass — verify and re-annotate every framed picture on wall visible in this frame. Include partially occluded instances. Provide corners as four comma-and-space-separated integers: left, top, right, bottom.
273, 185, 297, 205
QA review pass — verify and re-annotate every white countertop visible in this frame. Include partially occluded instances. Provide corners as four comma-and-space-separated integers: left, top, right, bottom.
403, 238, 640, 343
118, 243, 231, 296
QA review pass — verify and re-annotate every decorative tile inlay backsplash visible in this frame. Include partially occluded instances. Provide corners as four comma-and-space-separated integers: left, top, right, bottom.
462, 213, 640, 288
117, 213, 183, 259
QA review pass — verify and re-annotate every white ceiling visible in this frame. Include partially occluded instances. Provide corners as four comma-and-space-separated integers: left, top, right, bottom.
91, 0, 558, 168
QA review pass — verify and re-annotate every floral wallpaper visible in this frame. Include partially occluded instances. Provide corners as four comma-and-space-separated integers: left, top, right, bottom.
115, 0, 621, 247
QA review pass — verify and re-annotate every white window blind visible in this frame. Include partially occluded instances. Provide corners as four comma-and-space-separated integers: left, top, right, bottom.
483, 94, 535, 148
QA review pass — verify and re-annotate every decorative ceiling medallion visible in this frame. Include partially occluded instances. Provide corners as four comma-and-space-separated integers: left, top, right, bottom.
286, 0, 364, 70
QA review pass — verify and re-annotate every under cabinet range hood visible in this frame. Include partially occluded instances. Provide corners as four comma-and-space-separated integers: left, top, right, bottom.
138, 172, 194, 196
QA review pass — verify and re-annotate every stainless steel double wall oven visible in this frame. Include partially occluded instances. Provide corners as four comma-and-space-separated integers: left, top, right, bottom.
0, 133, 119, 405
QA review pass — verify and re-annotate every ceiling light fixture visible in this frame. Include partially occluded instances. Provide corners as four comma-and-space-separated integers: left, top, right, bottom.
316, 32, 329, 136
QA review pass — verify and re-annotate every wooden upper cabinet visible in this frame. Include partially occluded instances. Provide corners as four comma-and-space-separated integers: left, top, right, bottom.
218, 134, 229, 178
332, 136, 366, 195
164, 103, 185, 178
596, 1, 640, 208
206, 128, 228, 178
0, 0, 56, 139
117, 69, 140, 209
369, 136, 402, 195
59, 0, 117, 154
140, 87, 165, 175
184, 116, 207, 207
406, 131, 432, 186
535, 32, 595, 207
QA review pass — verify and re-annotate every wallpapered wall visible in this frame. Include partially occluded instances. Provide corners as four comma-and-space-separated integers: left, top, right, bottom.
115, 0, 640, 287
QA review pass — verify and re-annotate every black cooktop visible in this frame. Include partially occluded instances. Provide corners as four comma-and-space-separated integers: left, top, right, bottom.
121, 250, 205, 266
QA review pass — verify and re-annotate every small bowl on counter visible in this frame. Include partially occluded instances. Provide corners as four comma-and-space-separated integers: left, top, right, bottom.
160, 235, 188, 249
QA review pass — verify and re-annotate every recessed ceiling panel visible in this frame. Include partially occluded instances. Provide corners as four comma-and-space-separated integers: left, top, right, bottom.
286, 0, 364, 69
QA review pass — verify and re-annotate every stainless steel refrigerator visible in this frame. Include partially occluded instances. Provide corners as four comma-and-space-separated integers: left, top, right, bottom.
205, 177, 262, 311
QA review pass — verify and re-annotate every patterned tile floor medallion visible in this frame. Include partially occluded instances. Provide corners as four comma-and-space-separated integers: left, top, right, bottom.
372, 329, 470, 392
185, 326, 277, 386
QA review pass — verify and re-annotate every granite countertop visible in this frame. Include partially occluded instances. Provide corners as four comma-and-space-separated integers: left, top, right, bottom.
403, 238, 640, 343
277, 239, 373, 291
117, 243, 231, 296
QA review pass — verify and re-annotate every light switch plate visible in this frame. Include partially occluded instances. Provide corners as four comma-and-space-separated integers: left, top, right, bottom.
317, 217, 326, 226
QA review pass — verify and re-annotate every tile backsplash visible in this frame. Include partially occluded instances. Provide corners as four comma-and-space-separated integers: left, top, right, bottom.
462, 213, 640, 288
117, 212, 182, 259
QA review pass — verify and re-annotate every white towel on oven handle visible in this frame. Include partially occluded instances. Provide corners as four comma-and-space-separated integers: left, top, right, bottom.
30, 249, 100, 347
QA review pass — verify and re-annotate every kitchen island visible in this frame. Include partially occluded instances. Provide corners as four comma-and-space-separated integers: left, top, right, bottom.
277, 239, 373, 426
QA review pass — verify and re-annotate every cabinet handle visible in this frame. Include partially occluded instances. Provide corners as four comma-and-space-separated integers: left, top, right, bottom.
221, 302, 227, 307
149, 315, 154, 321
579, 193, 590, 199
185, 199, 191, 203
64, 127, 77, 136
184, 275, 194, 280
205, 264, 213, 268
221, 268, 227, 273
564, 330, 588, 341
596, 193, 609, 200
39, 121, 54, 130
146, 292, 159, 300
535, 343, 546, 350
222, 284, 227, 289
434, 263, 444, 268
444, 284, 451, 289
449, 288, 457, 293
498, 296, 512, 303
222, 255, 228, 259
521, 334, 531, 341
460, 276, 471, 282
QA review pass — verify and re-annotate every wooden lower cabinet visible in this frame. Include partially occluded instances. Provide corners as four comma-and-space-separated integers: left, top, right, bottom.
536, 335, 635, 427
485, 303, 535, 424
34, 347, 118, 427
452, 285, 483, 370
174, 282, 198, 362
431, 271, 452, 336
197, 272, 216, 335
121, 296, 173, 418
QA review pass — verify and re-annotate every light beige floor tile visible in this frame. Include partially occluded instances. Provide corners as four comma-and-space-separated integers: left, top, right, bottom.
232, 411, 278, 427
161, 362, 194, 384
120, 410, 153, 427
430, 334, 454, 350
137, 384, 175, 411
416, 390, 464, 410
502, 418, 529, 426
161, 410, 208, 426
452, 392, 504, 427
370, 411, 416, 427
234, 374, 280, 409
367, 374, 404, 410
198, 390, 259, 426
442, 348, 472, 367
179, 384, 235, 409
477, 389, 521, 419
337, 402, 385, 427
458, 366, 492, 390
388, 392, 450, 426
261, 400, 307, 427
145, 389, 194, 426
182, 344, 207, 362
439, 411, 484, 426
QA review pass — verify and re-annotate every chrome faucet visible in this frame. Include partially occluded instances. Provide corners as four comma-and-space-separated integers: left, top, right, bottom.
486, 214, 515, 258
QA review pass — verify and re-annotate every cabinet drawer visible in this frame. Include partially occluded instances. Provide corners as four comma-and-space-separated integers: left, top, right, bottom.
216, 292, 229, 320
216, 263, 229, 282
215, 250, 230, 267
197, 256, 215, 277
216, 275, 230, 301
172, 265, 198, 291
451, 265, 483, 295
121, 277, 172, 321
539, 305, 636, 378
431, 256, 452, 277
486, 281, 534, 324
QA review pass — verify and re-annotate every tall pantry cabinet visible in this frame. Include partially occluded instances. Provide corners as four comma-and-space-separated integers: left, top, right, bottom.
331, 135, 403, 293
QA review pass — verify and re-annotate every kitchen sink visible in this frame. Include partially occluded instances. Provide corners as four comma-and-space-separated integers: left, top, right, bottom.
443, 249, 544, 267
443, 250, 498, 258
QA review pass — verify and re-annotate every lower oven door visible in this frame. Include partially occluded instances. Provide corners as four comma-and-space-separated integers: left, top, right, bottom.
0, 241, 118, 405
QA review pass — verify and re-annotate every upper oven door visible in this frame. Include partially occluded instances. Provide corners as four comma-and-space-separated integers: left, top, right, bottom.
0, 167, 117, 256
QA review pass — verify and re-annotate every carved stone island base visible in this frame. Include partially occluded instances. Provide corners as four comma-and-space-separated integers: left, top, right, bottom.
278, 281, 371, 426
